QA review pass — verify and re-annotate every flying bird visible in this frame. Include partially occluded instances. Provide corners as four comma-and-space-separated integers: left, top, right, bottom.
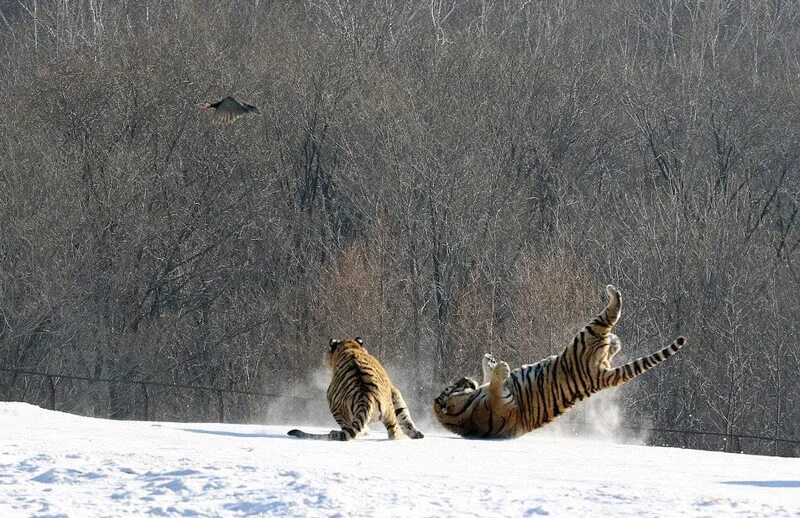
199, 96, 261, 124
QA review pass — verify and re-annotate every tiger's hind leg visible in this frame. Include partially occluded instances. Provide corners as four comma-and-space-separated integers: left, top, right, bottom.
330, 410, 368, 437
321, 399, 375, 441
380, 405, 401, 440
586, 285, 622, 336
609, 334, 621, 358
606, 334, 622, 365
390, 387, 424, 439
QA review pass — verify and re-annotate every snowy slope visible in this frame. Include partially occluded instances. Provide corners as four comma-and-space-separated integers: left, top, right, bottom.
1, 402, 799, 517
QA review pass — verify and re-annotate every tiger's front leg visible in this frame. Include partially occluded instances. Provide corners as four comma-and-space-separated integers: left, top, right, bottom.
482, 353, 497, 384
487, 358, 513, 405
484, 356, 519, 438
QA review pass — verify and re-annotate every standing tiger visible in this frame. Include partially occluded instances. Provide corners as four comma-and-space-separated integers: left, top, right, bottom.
288, 337, 424, 441
433, 285, 686, 439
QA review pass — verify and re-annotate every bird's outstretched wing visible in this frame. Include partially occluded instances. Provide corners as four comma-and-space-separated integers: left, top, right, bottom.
200, 96, 261, 124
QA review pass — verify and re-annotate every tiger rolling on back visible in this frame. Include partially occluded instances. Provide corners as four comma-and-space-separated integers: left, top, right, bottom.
433, 285, 686, 439
288, 337, 424, 441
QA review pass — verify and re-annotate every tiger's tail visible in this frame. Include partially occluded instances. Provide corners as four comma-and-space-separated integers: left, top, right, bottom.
391, 387, 424, 439
603, 337, 686, 388
286, 429, 341, 440
586, 285, 622, 336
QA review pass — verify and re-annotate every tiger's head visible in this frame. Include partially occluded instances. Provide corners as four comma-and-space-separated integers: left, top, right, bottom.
324, 337, 365, 370
433, 376, 482, 433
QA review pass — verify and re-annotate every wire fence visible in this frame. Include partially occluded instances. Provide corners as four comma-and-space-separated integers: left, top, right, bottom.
2, 366, 799, 456
0, 366, 315, 423
602, 423, 800, 458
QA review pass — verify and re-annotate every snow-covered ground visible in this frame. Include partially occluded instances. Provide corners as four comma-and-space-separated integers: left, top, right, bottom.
2, 402, 799, 517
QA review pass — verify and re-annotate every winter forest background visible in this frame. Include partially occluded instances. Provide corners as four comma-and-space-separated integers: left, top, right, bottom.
1, 0, 798, 455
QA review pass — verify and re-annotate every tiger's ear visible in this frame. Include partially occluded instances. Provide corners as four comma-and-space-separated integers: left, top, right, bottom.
329, 339, 339, 351
355, 337, 364, 346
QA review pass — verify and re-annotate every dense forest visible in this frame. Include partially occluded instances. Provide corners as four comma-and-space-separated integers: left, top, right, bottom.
1, 0, 798, 455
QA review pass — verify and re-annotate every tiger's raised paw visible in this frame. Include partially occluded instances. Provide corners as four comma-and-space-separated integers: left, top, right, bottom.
483, 353, 497, 370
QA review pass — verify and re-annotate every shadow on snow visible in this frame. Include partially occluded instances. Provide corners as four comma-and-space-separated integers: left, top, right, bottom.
722, 480, 800, 488
181, 428, 291, 440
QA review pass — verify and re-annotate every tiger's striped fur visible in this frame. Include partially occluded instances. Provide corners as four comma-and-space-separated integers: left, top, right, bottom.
288, 337, 424, 441
433, 285, 686, 439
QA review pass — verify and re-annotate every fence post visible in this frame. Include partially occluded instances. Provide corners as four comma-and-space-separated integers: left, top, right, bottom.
140, 383, 149, 421
217, 389, 224, 423
47, 375, 55, 410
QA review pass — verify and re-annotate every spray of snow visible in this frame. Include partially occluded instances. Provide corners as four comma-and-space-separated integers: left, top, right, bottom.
541, 388, 651, 445
381, 361, 441, 433
262, 366, 333, 428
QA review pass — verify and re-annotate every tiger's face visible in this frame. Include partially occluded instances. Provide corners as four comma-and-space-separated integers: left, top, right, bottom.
433, 376, 480, 425
324, 337, 365, 370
